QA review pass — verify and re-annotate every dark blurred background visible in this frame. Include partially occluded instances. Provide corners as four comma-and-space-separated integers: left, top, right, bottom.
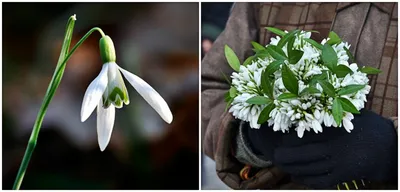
3, 2, 199, 189
201, 2, 232, 58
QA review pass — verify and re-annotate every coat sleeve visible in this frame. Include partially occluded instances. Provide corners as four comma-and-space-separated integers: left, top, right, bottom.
201, 3, 291, 190
201, 2, 259, 160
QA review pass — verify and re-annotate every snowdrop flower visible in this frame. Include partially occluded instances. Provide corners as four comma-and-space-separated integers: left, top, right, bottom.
296, 120, 307, 138
81, 35, 173, 151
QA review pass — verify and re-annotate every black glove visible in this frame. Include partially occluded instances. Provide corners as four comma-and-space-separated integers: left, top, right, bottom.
246, 109, 398, 189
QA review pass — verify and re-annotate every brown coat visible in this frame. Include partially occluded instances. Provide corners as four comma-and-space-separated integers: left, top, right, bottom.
201, 2, 398, 189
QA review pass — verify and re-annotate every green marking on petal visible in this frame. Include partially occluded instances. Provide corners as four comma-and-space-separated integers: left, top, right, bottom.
102, 63, 130, 108
104, 87, 129, 108
102, 95, 111, 108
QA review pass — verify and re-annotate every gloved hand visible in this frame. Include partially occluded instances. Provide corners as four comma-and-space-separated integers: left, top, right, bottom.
246, 109, 398, 189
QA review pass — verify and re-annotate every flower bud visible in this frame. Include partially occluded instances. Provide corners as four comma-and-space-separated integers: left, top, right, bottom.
99, 35, 116, 63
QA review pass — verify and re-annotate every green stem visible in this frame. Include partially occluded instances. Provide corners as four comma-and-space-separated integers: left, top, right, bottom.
12, 24, 106, 190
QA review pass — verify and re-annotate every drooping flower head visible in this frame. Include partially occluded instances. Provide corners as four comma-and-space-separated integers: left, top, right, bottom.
81, 35, 173, 151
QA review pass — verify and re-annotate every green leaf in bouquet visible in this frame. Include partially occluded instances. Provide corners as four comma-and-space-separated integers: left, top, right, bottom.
334, 65, 353, 78
257, 103, 275, 124
261, 71, 274, 99
277, 93, 298, 100
299, 86, 321, 96
255, 49, 270, 59
229, 86, 237, 97
224, 91, 231, 102
265, 27, 286, 36
225, 97, 234, 112
289, 50, 304, 64
322, 43, 338, 71
243, 56, 255, 66
267, 45, 287, 60
224, 45, 240, 71
251, 41, 266, 52
287, 34, 295, 52
282, 64, 299, 95
359, 66, 382, 74
304, 38, 323, 50
246, 96, 271, 104
337, 84, 366, 96
265, 60, 284, 76
278, 29, 299, 48
309, 71, 328, 86
338, 97, 360, 114
317, 79, 336, 97
344, 47, 355, 63
332, 98, 344, 126
326, 31, 342, 45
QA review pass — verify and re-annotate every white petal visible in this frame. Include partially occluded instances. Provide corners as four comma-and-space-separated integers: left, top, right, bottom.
97, 100, 115, 151
312, 120, 322, 133
343, 119, 354, 133
314, 110, 321, 120
273, 122, 280, 131
319, 110, 325, 124
297, 126, 305, 138
118, 66, 173, 124
81, 64, 109, 122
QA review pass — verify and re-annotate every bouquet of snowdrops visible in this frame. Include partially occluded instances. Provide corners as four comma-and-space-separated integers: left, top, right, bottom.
224, 27, 381, 138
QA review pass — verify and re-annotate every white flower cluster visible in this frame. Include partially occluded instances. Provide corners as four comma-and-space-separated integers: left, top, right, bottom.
229, 31, 370, 138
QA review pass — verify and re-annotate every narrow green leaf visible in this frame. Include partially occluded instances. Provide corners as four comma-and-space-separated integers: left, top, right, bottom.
246, 96, 271, 105
265, 60, 284, 76
12, 15, 77, 190
289, 50, 304, 64
282, 64, 299, 95
257, 103, 275, 124
224, 91, 231, 102
225, 97, 234, 112
52, 15, 76, 84
220, 70, 231, 84
266, 27, 286, 36
322, 43, 338, 71
277, 93, 298, 100
251, 41, 266, 52
224, 45, 240, 71
338, 97, 360, 114
299, 86, 321, 96
317, 79, 335, 97
337, 84, 366, 96
261, 71, 274, 99
359, 66, 382, 74
287, 35, 295, 53
243, 56, 255, 66
326, 31, 342, 45
304, 38, 323, 50
334, 65, 353, 78
229, 87, 237, 97
266, 45, 287, 60
344, 47, 354, 63
332, 98, 344, 126
278, 29, 299, 48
